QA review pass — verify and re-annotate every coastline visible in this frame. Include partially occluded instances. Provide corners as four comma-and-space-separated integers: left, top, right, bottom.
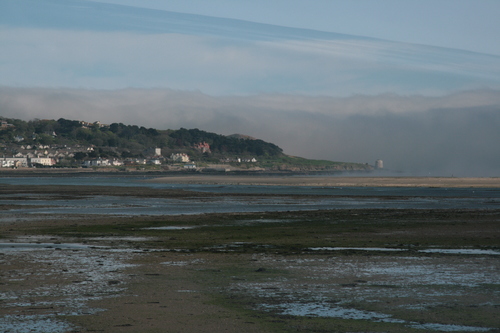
145, 175, 500, 188
1, 168, 499, 187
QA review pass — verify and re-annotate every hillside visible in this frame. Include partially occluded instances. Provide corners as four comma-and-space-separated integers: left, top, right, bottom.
0, 117, 372, 172
0, 117, 282, 157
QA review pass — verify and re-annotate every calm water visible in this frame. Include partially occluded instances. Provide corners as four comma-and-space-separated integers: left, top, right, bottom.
0, 176, 498, 217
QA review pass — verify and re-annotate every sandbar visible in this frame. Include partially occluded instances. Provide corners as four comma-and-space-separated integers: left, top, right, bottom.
147, 175, 500, 188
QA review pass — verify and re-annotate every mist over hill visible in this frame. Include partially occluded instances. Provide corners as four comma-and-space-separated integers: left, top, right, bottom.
2, 88, 500, 176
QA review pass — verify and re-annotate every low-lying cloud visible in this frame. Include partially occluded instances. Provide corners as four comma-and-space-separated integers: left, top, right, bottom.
1, 87, 499, 177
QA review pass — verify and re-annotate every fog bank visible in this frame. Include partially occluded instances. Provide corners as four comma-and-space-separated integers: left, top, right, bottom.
1, 87, 499, 176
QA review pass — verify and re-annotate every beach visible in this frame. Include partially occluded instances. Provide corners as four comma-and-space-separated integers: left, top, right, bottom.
147, 175, 500, 188
1, 176, 499, 332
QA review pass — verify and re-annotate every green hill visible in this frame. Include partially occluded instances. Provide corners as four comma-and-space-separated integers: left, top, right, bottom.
0, 117, 372, 172
0, 117, 281, 156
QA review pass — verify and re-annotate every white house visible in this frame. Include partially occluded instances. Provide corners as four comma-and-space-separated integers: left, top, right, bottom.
82, 158, 110, 167
110, 159, 123, 166
146, 147, 162, 156
170, 153, 190, 163
148, 159, 162, 165
1, 158, 29, 168
30, 157, 56, 166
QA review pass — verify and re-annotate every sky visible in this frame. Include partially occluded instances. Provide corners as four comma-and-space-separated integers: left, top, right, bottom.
1, 0, 500, 176
92, 0, 500, 56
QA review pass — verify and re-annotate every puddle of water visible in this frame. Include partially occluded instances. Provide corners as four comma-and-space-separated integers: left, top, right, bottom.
420, 249, 500, 255
162, 261, 190, 266
309, 247, 406, 252
234, 254, 499, 331
0, 314, 74, 333
0, 242, 101, 251
262, 302, 403, 323
162, 259, 205, 266
86, 236, 153, 241
308, 247, 500, 256
0, 247, 136, 332
238, 219, 296, 224
409, 322, 491, 332
144, 226, 196, 230
261, 302, 492, 332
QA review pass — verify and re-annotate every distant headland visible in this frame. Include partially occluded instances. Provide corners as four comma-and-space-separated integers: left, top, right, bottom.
0, 117, 372, 173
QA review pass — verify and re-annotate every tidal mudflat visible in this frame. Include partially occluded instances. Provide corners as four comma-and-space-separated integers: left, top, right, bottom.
0, 178, 499, 332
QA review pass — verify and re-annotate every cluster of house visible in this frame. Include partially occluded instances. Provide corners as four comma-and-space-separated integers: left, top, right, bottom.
80, 120, 106, 128
170, 153, 190, 162
1, 145, 199, 169
82, 147, 164, 167
0, 145, 164, 168
193, 142, 211, 154
81, 157, 163, 167
220, 157, 258, 163
1, 156, 56, 168
1, 144, 73, 168
1, 140, 259, 169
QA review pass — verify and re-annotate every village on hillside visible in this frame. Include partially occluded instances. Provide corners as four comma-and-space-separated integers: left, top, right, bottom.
0, 118, 374, 172
0, 144, 260, 171
0, 119, 263, 170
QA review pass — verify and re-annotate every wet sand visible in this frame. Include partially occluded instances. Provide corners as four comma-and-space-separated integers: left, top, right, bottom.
148, 175, 500, 188
1, 182, 499, 332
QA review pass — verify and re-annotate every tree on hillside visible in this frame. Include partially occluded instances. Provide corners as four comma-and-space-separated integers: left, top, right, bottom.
0, 117, 285, 160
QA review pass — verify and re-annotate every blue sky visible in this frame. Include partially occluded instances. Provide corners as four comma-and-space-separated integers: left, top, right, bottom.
1, 0, 500, 95
91, 0, 500, 56
1, 0, 500, 175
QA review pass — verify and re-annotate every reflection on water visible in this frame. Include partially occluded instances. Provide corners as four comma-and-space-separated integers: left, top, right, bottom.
145, 226, 196, 230
262, 302, 491, 331
0, 242, 98, 251
0, 176, 498, 219
309, 247, 500, 255
1, 176, 499, 197
241, 254, 499, 332
1, 194, 497, 217
0, 244, 136, 333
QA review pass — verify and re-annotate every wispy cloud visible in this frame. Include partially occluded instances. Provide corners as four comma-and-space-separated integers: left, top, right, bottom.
2, 27, 499, 95
2, 87, 499, 176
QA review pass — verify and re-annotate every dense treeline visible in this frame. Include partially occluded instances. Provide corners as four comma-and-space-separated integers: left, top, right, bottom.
170, 128, 282, 156
0, 117, 283, 158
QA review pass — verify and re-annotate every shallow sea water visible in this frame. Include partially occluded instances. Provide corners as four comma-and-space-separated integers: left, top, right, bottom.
0, 245, 136, 333
2, 193, 496, 218
0, 176, 499, 218
1, 176, 499, 331
309, 247, 500, 256
232, 254, 500, 331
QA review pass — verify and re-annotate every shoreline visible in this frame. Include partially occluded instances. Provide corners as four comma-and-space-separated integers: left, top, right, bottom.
1, 169, 499, 188
145, 175, 500, 188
